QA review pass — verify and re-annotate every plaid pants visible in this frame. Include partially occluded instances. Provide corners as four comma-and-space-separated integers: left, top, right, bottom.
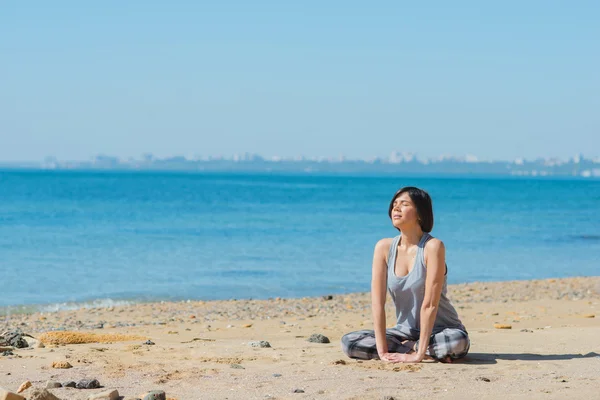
341, 327, 470, 361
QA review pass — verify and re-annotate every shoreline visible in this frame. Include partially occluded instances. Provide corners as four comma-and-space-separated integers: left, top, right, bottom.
2, 276, 599, 318
1, 276, 599, 399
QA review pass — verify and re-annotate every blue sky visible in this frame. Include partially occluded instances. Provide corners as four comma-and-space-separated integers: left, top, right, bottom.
1, 1, 598, 162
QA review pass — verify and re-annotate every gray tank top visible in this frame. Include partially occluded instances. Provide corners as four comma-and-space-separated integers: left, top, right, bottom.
387, 233, 465, 339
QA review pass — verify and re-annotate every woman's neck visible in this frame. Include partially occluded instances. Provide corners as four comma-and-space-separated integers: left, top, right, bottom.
399, 227, 424, 247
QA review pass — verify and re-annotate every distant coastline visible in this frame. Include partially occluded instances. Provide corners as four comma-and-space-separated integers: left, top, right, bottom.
1, 152, 599, 178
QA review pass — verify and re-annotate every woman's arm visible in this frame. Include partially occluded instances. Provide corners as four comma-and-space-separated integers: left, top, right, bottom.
414, 239, 446, 361
371, 239, 390, 357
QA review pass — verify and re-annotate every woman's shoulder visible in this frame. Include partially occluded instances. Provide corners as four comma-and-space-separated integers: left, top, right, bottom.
424, 235, 445, 254
374, 237, 396, 256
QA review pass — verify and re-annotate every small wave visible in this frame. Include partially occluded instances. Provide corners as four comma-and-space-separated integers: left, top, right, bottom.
572, 235, 600, 241
0, 298, 136, 316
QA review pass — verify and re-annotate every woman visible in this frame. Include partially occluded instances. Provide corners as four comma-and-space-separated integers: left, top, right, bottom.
341, 187, 469, 363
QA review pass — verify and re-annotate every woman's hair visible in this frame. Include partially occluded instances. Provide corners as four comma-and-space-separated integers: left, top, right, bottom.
388, 186, 434, 232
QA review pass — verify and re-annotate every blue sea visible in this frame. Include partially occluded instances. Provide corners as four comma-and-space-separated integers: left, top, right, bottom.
1, 170, 599, 312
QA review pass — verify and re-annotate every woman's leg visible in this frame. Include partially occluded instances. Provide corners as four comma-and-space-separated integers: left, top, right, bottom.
415, 328, 470, 361
340, 328, 412, 360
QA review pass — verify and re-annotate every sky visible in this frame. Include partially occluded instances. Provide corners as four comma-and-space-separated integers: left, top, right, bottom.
1, 1, 599, 162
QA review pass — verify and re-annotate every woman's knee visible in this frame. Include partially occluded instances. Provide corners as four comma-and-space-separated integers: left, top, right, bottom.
449, 331, 470, 359
340, 330, 376, 360
426, 329, 470, 360
456, 336, 470, 356
340, 332, 355, 357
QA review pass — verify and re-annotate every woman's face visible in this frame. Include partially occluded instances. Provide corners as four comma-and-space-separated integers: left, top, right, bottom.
391, 192, 420, 229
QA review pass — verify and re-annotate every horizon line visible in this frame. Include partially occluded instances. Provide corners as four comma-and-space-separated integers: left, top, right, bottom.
1, 151, 598, 165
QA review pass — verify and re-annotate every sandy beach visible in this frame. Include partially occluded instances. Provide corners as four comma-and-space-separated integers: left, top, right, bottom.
1, 276, 599, 400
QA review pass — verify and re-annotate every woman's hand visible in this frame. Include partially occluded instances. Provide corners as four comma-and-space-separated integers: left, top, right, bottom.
379, 352, 424, 363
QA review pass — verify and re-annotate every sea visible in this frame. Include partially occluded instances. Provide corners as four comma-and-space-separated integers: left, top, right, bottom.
1, 170, 599, 313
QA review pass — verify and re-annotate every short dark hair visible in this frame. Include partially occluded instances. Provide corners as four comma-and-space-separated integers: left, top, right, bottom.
388, 187, 434, 232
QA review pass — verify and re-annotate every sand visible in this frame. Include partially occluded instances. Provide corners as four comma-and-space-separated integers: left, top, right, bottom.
1, 277, 599, 400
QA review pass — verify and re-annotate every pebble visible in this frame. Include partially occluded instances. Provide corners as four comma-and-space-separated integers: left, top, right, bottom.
493, 324, 512, 329
51, 361, 73, 369
2, 350, 14, 356
307, 333, 330, 343
16, 381, 32, 393
242, 324, 253, 328
0, 331, 29, 348
230, 364, 245, 369
144, 340, 155, 345
272, 374, 282, 377
23, 337, 43, 348
0, 388, 26, 400
477, 377, 491, 382
45, 381, 62, 389
88, 389, 119, 400
520, 329, 533, 333
582, 314, 595, 318
322, 295, 333, 300
141, 390, 166, 400
27, 388, 60, 400
292, 389, 305, 393
249, 341, 271, 348
63, 381, 77, 388
383, 397, 396, 400
77, 379, 101, 389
